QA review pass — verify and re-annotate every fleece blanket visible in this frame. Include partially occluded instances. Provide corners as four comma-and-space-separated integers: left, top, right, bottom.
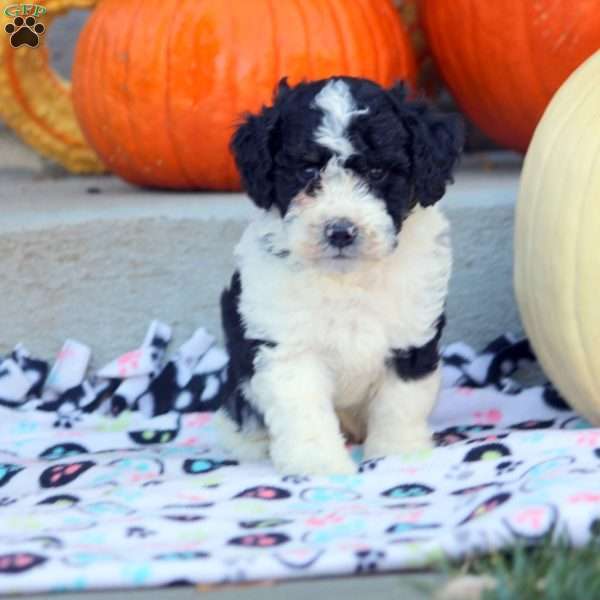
0, 324, 598, 595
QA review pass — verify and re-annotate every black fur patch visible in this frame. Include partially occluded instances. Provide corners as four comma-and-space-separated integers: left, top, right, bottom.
217, 272, 273, 428
388, 315, 445, 381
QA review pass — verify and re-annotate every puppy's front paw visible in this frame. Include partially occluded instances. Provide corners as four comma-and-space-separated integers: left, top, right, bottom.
364, 432, 433, 460
271, 444, 356, 476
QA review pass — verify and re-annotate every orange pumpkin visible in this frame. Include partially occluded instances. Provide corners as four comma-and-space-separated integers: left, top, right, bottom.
72, 0, 416, 191
423, 0, 600, 152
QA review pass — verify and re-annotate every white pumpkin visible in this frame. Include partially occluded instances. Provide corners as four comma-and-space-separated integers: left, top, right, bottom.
515, 50, 600, 424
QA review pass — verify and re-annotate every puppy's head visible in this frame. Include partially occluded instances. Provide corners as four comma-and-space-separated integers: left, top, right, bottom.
231, 77, 463, 268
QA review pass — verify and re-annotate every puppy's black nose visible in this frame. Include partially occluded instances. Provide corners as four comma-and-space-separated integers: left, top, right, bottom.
325, 219, 358, 248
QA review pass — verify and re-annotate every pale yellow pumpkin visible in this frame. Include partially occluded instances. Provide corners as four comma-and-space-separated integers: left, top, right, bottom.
515, 50, 600, 424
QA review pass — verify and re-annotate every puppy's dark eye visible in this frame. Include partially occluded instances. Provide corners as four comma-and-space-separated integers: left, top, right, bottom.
367, 168, 387, 182
298, 166, 320, 182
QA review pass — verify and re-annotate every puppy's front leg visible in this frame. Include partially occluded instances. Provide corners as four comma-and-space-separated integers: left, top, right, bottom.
251, 353, 356, 476
365, 319, 445, 459
364, 367, 440, 459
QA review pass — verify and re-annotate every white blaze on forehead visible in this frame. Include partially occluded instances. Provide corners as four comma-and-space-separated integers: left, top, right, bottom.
312, 80, 369, 159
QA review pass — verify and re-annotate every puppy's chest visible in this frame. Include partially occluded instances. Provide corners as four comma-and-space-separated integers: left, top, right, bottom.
253, 275, 397, 383
242, 251, 427, 348
292, 288, 391, 404
320, 298, 390, 405
315, 288, 387, 343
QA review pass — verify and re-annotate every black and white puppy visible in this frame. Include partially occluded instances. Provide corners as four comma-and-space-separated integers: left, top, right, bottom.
215, 76, 463, 475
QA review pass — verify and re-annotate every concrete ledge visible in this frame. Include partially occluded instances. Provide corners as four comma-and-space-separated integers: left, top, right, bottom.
0, 152, 523, 364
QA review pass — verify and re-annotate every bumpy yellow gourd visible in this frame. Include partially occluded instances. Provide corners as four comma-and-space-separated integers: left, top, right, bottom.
0, 0, 105, 173
515, 50, 600, 424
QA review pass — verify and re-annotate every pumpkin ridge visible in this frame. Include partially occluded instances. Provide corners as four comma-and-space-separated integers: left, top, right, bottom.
498, 1, 528, 149
365, 0, 390, 83
331, 0, 365, 83
571, 109, 600, 407
97, 9, 129, 175
540, 123, 576, 404
266, 0, 280, 82
353, 0, 379, 81
163, 0, 194, 188
379, 0, 408, 82
530, 2, 558, 99
292, 0, 312, 78
518, 2, 547, 149
137, 0, 174, 185
73, 3, 100, 156
111, 0, 147, 183
374, 0, 401, 84
463, 1, 503, 147
224, 0, 240, 189
120, 0, 148, 181
380, 2, 405, 81
325, 0, 349, 75
87, 5, 116, 170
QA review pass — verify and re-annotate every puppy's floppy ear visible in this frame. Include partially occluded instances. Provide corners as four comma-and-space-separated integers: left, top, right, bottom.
387, 82, 464, 206
231, 107, 279, 210
230, 79, 288, 210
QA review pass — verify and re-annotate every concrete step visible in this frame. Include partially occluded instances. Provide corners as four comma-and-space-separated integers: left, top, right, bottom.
0, 151, 523, 365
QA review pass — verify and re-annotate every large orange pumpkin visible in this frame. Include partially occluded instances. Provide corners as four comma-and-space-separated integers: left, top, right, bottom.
423, 0, 600, 152
72, 0, 416, 191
